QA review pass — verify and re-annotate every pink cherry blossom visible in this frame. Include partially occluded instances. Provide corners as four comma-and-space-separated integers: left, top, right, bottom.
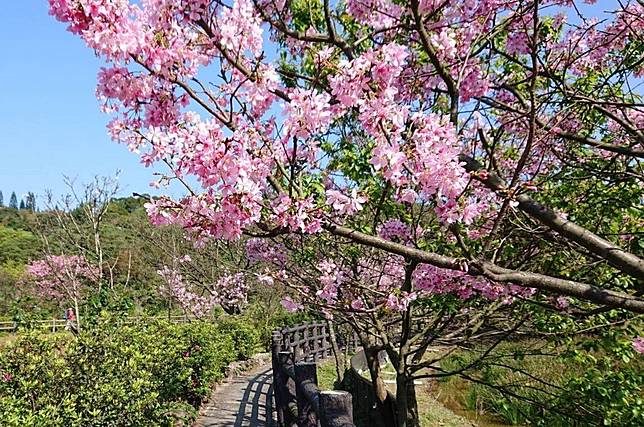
158, 265, 248, 318
48, 0, 644, 326
326, 189, 368, 216
633, 337, 644, 354
26, 255, 98, 301
281, 296, 303, 313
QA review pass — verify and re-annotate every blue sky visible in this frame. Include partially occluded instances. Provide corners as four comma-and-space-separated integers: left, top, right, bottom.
0, 2, 170, 205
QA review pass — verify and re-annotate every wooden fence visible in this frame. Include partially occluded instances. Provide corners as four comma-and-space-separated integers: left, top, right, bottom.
271, 322, 359, 427
0, 315, 189, 333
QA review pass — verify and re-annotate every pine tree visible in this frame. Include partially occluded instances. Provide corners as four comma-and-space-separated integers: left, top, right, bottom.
19, 200, 25, 210
9, 192, 18, 209
0, 190, 3, 207
25, 192, 36, 212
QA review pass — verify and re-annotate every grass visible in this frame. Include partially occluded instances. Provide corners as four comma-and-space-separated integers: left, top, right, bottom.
426, 378, 513, 427
0, 333, 17, 346
317, 357, 341, 391
417, 382, 476, 427
432, 340, 585, 426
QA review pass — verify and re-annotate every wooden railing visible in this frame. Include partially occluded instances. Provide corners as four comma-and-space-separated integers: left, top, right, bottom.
271, 322, 359, 427
0, 315, 189, 333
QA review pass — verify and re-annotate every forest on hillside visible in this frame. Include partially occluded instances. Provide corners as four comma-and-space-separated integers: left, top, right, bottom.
0, 179, 296, 336
0, 189, 159, 320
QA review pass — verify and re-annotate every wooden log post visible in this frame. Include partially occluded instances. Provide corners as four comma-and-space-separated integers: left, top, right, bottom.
302, 326, 310, 362
272, 332, 286, 427
278, 351, 298, 426
319, 391, 353, 427
295, 362, 319, 427
294, 330, 304, 362
323, 324, 332, 357
312, 326, 320, 362
318, 325, 326, 360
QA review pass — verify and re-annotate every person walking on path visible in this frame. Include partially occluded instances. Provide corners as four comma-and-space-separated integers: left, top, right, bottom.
64, 308, 78, 335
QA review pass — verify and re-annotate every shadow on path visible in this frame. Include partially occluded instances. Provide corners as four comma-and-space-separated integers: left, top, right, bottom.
195, 366, 273, 427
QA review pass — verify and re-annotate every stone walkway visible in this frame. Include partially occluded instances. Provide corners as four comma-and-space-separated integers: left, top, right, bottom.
194, 364, 273, 427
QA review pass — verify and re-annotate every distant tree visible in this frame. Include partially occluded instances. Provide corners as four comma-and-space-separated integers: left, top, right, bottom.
8, 192, 18, 210
18, 200, 25, 210
0, 191, 4, 207
39, 175, 121, 293
25, 254, 98, 333
25, 192, 36, 212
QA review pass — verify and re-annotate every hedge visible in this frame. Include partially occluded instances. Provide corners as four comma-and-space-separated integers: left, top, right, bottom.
0, 319, 259, 426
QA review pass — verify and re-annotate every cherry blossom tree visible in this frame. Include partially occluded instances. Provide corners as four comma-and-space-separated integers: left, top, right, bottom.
38, 175, 121, 293
49, 0, 644, 425
25, 255, 99, 332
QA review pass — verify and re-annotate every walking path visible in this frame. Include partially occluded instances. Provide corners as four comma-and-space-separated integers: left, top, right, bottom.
194, 364, 273, 427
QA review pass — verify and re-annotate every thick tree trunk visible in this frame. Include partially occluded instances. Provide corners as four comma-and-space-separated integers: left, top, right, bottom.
364, 346, 388, 404
395, 373, 420, 427
364, 345, 397, 426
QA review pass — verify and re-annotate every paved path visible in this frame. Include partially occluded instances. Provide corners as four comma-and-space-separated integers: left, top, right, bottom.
194, 364, 273, 427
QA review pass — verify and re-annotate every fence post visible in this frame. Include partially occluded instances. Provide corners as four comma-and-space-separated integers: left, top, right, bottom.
295, 362, 318, 427
302, 327, 309, 362
319, 391, 353, 427
318, 325, 325, 360
272, 331, 286, 427
278, 351, 298, 426
311, 326, 320, 362
284, 331, 292, 355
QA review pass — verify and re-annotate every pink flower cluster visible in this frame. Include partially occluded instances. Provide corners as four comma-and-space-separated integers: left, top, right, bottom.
413, 263, 536, 304
270, 195, 322, 234
157, 265, 248, 318
283, 88, 333, 141
633, 337, 644, 354
289, 251, 538, 313
218, 0, 264, 58
246, 238, 287, 266
281, 296, 303, 313
327, 43, 482, 224
346, 0, 402, 29
26, 255, 98, 301
326, 189, 367, 216
377, 220, 415, 244
385, 292, 417, 312
316, 260, 345, 304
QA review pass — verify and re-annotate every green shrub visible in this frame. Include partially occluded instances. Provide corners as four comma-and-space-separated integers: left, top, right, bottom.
438, 339, 644, 426
0, 320, 259, 426
215, 317, 261, 360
